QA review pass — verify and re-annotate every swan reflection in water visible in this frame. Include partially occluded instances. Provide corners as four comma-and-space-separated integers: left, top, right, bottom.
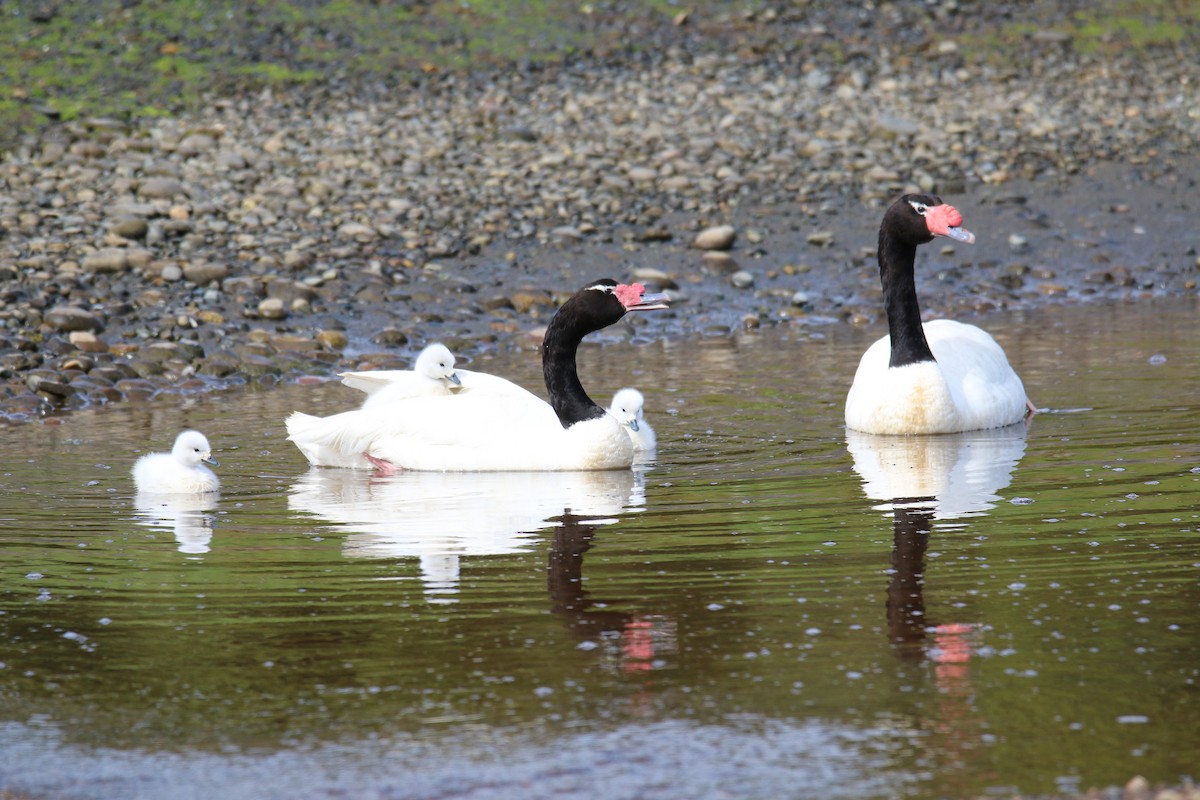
848, 424, 1029, 776
846, 424, 1029, 657
547, 511, 677, 677
288, 468, 647, 603
133, 492, 219, 555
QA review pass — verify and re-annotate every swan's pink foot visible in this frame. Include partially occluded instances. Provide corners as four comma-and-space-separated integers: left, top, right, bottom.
1025, 398, 1038, 417
364, 453, 400, 475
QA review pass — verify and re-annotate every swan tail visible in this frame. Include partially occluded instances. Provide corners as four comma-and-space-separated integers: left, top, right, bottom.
285, 411, 374, 468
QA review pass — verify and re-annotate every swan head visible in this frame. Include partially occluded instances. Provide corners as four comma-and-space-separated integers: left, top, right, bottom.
610, 388, 646, 432
172, 430, 219, 468
890, 194, 975, 246
560, 279, 670, 332
414, 343, 462, 388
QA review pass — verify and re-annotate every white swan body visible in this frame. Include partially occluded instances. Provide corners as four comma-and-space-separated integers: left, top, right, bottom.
609, 388, 657, 451
845, 195, 1031, 435
286, 394, 632, 471
846, 320, 1028, 434
132, 430, 220, 494
286, 280, 668, 472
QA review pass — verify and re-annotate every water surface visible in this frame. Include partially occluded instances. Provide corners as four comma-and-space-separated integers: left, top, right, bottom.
1, 300, 1197, 799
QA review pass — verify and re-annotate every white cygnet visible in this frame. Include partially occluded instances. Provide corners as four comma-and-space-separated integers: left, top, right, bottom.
609, 388, 656, 452
132, 430, 221, 494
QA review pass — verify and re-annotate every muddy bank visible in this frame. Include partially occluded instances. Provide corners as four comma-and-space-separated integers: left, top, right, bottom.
1, 7, 1198, 422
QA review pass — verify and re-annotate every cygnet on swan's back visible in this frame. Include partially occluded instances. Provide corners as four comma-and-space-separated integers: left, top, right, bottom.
609, 388, 656, 451
339, 344, 462, 409
132, 430, 221, 494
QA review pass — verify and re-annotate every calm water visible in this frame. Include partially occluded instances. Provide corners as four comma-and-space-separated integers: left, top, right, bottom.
1, 300, 1197, 800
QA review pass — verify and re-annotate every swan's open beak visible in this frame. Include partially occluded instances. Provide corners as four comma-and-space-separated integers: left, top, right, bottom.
627, 291, 670, 311
941, 226, 975, 244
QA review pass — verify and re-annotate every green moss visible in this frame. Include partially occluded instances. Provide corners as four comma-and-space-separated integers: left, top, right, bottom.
961, 0, 1199, 62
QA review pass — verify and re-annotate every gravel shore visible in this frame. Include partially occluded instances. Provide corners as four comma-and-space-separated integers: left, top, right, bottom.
1, 7, 1198, 422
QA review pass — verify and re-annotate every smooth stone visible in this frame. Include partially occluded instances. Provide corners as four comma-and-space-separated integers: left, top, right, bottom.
730, 270, 754, 289
371, 328, 408, 346
315, 330, 349, 350
109, 218, 149, 240
82, 249, 129, 273
139, 177, 185, 198
258, 297, 287, 319
693, 224, 736, 251
44, 306, 105, 333
182, 261, 230, 284
700, 251, 739, 275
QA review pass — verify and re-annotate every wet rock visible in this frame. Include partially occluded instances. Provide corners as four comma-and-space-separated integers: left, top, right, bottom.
44, 306, 105, 333
693, 225, 736, 251
139, 177, 185, 198
701, 251, 739, 275
82, 249, 129, 273
68, 331, 109, 353
730, 270, 754, 289
316, 330, 349, 350
109, 218, 149, 240
182, 261, 230, 284
371, 328, 408, 346
510, 290, 554, 314
257, 298, 287, 320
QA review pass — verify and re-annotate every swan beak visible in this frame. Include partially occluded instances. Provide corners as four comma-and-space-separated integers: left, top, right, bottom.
445, 371, 463, 387
942, 226, 975, 244
628, 419, 640, 432
203, 454, 220, 467
628, 291, 671, 311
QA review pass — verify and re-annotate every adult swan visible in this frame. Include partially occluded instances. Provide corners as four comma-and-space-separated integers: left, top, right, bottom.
286, 279, 669, 471
845, 194, 1034, 435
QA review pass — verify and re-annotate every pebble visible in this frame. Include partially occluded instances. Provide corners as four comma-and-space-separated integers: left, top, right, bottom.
693, 225, 736, 251
44, 306, 105, 333
730, 270, 754, 289
258, 298, 287, 320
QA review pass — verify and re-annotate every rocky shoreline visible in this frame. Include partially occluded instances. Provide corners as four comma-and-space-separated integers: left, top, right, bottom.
2, 17, 1198, 422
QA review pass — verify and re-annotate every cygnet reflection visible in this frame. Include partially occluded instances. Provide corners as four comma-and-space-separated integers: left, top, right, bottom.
133, 492, 219, 555
288, 468, 646, 602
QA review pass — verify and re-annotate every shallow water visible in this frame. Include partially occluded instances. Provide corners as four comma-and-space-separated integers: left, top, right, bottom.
1, 299, 1197, 800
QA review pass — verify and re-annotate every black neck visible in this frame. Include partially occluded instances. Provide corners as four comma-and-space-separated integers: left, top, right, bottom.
543, 315, 606, 429
879, 227, 936, 368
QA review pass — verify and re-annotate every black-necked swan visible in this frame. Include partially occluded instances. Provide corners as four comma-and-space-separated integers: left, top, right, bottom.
285, 279, 669, 471
132, 430, 221, 494
844, 194, 1034, 435
339, 342, 545, 410
609, 387, 657, 452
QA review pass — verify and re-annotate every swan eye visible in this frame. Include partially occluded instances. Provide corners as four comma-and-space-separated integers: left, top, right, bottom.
908, 201, 928, 215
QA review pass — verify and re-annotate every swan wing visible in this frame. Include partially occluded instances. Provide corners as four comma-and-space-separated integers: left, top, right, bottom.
924, 320, 1027, 431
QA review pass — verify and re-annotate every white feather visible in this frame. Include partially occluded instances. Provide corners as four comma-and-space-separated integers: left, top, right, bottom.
131, 430, 220, 494
286, 390, 635, 472
609, 388, 657, 452
845, 319, 1027, 435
